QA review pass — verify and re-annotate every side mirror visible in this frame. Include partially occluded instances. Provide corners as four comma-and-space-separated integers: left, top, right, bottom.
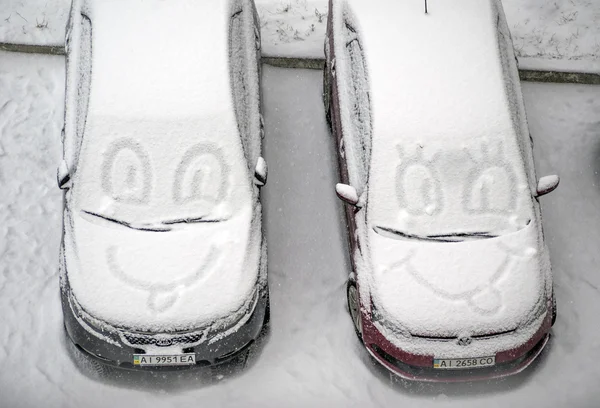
57, 160, 72, 190
336, 183, 360, 207
254, 157, 268, 187
536, 175, 559, 197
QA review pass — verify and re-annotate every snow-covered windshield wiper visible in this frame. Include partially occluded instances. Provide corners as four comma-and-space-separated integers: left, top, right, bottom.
81, 211, 227, 232
81, 211, 172, 232
373, 226, 497, 243
161, 216, 227, 225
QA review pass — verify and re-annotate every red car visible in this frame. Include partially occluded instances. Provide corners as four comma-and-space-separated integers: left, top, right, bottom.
323, 0, 559, 382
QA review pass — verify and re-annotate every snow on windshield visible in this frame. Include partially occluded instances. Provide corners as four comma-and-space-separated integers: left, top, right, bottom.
69, 0, 251, 227
72, 116, 250, 226
369, 139, 533, 240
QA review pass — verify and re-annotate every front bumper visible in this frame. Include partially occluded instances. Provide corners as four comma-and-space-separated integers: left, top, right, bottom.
62, 282, 269, 371
362, 309, 552, 382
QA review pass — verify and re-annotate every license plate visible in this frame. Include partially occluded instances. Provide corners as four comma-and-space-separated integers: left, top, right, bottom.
433, 356, 495, 370
133, 353, 196, 366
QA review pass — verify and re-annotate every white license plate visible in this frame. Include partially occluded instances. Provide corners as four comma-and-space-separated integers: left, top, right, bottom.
433, 356, 495, 370
133, 353, 196, 366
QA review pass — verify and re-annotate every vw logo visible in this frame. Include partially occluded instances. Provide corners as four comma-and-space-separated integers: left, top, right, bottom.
457, 336, 472, 346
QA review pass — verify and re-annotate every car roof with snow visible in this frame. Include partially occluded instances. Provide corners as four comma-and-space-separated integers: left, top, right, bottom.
86, 0, 236, 120
342, 0, 516, 143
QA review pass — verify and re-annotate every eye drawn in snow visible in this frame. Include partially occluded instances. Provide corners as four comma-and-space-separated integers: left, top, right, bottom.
106, 245, 222, 313
385, 244, 535, 315
396, 146, 443, 216
395, 142, 520, 222
463, 141, 517, 215
173, 142, 230, 205
101, 138, 152, 205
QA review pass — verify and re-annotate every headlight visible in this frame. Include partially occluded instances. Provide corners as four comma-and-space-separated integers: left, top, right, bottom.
371, 302, 412, 339
519, 293, 548, 328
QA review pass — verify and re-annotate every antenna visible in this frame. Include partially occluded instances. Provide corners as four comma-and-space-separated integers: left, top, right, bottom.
425, 0, 428, 14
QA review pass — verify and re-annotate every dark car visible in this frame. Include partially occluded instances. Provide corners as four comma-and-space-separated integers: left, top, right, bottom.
58, 0, 269, 371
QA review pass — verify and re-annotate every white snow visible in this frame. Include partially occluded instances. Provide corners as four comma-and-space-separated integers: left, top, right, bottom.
505, 0, 600, 66
255, 0, 329, 58
0, 0, 69, 46
1, 51, 600, 406
86, 0, 235, 119
0, 0, 598, 71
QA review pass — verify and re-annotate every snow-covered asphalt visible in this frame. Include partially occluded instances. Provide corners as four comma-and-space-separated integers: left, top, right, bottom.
1, 53, 600, 407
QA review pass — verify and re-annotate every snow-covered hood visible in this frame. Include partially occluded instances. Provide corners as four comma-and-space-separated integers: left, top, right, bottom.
368, 222, 545, 337
63, 203, 261, 332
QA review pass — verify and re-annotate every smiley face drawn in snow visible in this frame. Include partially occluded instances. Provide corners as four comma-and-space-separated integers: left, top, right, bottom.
390, 141, 530, 314
96, 138, 231, 313
385, 244, 534, 315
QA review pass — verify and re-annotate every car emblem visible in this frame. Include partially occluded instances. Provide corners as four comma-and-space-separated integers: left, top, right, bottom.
155, 338, 173, 347
457, 336, 472, 346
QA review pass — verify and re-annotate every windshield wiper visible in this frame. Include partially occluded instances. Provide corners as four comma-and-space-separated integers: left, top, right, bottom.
161, 216, 227, 225
81, 211, 172, 232
373, 226, 497, 243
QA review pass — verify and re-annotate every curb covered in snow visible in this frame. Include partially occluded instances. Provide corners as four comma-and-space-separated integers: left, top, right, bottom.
261, 56, 600, 85
1, 44, 599, 85
0, 43, 65, 55
518, 70, 600, 85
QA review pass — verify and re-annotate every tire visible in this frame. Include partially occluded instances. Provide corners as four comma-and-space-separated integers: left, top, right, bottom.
65, 336, 117, 380
347, 280, 363, 340
322, 60, 332, 128
263, 291, 271, 326
551, 288, 557, 327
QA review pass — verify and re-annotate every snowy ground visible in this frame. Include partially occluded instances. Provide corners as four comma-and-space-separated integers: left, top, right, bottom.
1, 52, 600, 407
0, 0, 598, 69
0, 0, 69, 46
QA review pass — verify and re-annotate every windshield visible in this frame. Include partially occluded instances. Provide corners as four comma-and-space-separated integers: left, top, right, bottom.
368, 141, 533, 240
72, 116, 250, 228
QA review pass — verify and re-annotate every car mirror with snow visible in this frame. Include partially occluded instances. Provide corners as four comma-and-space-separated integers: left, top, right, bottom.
536, 175, 559, 197
336, 183, 360, 207
254, 156, 268, 187
57, 160, 71, 190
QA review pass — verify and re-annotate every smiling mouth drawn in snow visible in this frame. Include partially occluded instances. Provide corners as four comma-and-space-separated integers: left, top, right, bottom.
385, 244, 534, 315
106, 245, 222, 313
395, 141, 519, 218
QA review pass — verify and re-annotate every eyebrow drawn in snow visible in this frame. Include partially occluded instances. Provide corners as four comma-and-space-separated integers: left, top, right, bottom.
106, 245, 222, 313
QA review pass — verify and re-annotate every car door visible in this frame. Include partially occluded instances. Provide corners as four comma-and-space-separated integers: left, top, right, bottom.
331, 18, 372, 270
60, 9, 92, 188
229, 2, 264, 200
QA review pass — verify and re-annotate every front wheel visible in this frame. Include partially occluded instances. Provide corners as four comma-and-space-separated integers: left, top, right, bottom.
551, 288, 557, 326
347, 280, 363, 340
322, 63, 332, 128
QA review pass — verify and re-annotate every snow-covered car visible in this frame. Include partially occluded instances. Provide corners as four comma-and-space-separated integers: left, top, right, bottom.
58, 0, 269, 370
323, 0, 560, 381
